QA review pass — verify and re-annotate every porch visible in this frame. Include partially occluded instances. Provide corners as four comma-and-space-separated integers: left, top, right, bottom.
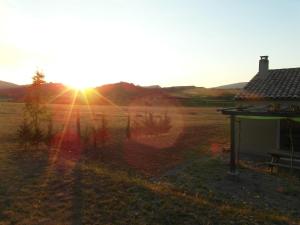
220, 105, 300, 174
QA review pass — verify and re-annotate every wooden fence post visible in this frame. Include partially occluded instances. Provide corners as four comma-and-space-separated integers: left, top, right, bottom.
126, 115, 131, 139
76, 109, 81, 137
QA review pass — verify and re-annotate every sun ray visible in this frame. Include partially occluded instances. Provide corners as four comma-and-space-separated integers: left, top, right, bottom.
81, 90, 97, 129
37, 90, 79, 200
89, 88, 128, 115
51, 89, 79, 164
46, 86, 73, 104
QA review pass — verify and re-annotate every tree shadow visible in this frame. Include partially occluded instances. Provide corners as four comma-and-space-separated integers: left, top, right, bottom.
71, 162, 83, 225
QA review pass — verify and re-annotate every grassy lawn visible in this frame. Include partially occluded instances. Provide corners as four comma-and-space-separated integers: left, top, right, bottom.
0, 102, 299, 225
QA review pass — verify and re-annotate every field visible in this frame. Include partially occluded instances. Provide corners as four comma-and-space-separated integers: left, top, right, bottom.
0, 102, 299, 225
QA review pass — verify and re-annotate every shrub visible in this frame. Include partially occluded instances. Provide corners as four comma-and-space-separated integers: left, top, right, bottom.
133, 111, 172, 136
17, 119, 32, 150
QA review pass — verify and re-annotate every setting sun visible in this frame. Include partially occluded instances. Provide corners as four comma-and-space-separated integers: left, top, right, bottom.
66, 81, 92, 91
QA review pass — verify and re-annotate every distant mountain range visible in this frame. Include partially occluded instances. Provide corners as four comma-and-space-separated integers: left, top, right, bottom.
0, 80, 241, 106
0, 80, 19, 89
215, 82, 247, 89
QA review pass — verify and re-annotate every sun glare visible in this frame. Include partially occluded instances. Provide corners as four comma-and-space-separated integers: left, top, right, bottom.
67, 85, 88, 92
67, 82, 90, 92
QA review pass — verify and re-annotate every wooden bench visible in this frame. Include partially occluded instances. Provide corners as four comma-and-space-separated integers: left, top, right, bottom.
268, 151, 300, 172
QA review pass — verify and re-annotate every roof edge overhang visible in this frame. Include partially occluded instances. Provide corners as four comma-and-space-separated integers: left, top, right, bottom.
234, 97, 300, 101
221, 108, 300, 117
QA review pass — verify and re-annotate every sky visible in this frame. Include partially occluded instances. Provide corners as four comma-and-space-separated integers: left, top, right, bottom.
0, 0, 300, 88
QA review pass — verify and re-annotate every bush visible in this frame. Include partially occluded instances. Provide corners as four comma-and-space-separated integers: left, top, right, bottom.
133, 111, 172, 136
17, 119, 32, 149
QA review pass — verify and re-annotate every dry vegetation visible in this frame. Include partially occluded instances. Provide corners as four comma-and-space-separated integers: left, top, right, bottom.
0, 102, 299, 224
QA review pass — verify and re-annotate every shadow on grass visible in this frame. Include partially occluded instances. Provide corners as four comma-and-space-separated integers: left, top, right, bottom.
0, 144, 50, 222
83, 124, 226, 177
9, 146, 50, 181
72, 162, 83, 225
69, 161, 295, 225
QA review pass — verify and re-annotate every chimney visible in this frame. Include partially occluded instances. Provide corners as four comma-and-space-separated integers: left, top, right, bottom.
259, 56, 269, 78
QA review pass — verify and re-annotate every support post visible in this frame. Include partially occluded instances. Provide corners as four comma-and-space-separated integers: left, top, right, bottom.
229, 115, 238, 175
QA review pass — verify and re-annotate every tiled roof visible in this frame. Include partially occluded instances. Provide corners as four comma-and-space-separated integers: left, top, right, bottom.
235, 67, 300, 100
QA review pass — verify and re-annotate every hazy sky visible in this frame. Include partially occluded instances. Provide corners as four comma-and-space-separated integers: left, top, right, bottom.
1, 0, 300, 88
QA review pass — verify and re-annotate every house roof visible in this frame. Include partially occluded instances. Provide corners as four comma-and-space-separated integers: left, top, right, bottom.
235, 67, 300, 100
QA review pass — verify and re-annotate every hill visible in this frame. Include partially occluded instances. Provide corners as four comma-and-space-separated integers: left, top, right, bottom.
0, 82, 111, 104
96, 82, 166, 105
163, 86, 236, 97
0, 80, 18, 89
161, 86, 237, 106
215, 82, 247, 89
0, 81, 238, 106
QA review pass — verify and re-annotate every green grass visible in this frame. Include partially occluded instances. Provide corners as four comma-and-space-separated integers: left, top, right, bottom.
0, 102, 299, 224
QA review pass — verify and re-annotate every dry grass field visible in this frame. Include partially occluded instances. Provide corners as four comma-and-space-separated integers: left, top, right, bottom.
0, 102, 299, 224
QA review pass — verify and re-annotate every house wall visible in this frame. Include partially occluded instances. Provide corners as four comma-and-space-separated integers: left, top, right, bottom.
235, 118, 279, 156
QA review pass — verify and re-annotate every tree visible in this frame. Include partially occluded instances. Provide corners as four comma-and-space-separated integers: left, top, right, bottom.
18, 71, 52, 148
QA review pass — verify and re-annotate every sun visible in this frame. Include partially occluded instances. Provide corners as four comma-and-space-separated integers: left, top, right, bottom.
66, 80, 92, 91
